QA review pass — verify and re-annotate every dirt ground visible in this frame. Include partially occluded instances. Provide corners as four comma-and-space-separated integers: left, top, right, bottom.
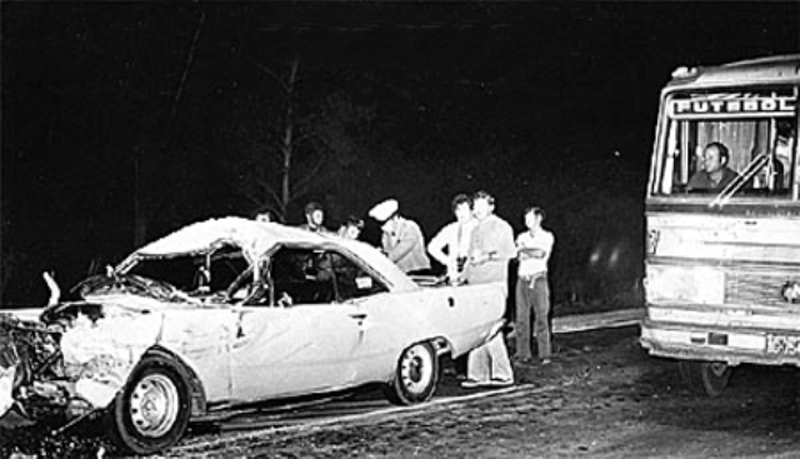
5, 325, 800, 458
174, 326, 800, 459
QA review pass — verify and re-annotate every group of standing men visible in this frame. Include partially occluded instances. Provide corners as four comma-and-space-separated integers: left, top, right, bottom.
255, 201, 365, 240
255, 190, 555, 388
369, 191, 555, 388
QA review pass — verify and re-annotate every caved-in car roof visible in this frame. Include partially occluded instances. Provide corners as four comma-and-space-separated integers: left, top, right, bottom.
134, 217, 325, 259
121, 216, 418, 293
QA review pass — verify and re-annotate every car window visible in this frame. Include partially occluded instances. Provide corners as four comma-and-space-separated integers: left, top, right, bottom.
128, 256, 197, 292
270, 247, 333, 305
223, 260, 270, 306
326, 251, 388, 301
128, 244, 253, 303
270, 246, 387, 305
205, 246, 250, 294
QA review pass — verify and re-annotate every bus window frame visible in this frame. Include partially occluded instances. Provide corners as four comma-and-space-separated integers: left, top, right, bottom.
649, 88, 800, 202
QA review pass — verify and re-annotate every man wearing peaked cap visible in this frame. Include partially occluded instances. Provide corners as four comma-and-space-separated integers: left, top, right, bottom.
368, 198, 399, 222
369, 199, 431, 274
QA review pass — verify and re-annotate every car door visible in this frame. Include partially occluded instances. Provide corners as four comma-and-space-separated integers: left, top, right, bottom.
350, 282, 507, 380
227, 247, 366, 402
320, 253, 406, 382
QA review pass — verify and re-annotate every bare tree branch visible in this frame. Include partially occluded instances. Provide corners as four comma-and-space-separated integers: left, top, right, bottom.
280, 57, 300, 210
293, 130, 316, 146
243, 179, 282, 211
169, 10, 206, 128
262, 182, 283, 210
246, 56, 288, 94
233, 62, 376, 217
292, 152, 328, 200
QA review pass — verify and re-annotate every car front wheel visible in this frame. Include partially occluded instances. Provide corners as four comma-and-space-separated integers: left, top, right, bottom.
108, 354, 192, 455
678, 360, 732, 397
384, 341, 439, 405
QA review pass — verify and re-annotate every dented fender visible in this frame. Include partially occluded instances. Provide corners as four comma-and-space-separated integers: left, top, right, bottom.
58, 303, 164, 408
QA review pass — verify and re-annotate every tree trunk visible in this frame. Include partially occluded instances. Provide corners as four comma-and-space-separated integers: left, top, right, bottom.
281, 57, 300, 213
133, 147, 147, 247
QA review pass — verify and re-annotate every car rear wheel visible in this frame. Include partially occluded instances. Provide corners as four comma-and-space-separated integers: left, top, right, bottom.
678, 360, 732, 397
108, 354, 192, 455
384, 341, 439, 405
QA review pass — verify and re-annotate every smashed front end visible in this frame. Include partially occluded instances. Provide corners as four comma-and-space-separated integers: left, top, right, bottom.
0, 302, 123, 431
0, 311, 74, 429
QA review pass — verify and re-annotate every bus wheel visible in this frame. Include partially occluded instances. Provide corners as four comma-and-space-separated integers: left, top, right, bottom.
678, 360, 731, 397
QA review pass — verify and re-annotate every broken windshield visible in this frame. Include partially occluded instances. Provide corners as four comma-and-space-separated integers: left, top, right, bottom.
650, 90, 799, 202
73, 273, 184, 302
115, 244, 252, 302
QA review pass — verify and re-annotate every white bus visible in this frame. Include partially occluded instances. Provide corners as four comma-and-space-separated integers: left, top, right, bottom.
640, 54, 800, 396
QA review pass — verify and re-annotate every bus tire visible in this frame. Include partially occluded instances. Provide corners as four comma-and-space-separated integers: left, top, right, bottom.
678, 360, 731, 398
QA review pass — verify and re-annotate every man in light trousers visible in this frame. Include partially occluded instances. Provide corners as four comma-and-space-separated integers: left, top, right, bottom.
461, 190, 516, 388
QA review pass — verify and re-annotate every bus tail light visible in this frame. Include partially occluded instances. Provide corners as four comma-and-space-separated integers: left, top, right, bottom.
782, 281, 800, 304
646, 229, 660, 255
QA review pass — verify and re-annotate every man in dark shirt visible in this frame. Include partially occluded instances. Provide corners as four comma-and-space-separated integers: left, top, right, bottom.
687, 142, 740, 191
299, 201, 332, 234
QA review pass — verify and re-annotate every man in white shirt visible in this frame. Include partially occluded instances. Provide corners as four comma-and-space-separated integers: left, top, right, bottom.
427, 193, 476, 284
515, 206, 555, 364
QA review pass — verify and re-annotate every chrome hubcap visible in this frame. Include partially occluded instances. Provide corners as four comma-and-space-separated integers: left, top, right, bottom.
401, 344, 433, 395
129, 374, 179, 437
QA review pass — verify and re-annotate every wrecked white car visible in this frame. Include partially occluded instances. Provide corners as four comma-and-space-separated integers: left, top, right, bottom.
0, 217, 506, 454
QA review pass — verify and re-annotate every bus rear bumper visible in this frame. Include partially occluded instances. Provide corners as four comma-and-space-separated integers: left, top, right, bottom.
640, 319, 800, 367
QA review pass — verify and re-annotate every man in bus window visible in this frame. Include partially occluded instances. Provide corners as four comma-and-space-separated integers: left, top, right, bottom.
686, 142, 740, 192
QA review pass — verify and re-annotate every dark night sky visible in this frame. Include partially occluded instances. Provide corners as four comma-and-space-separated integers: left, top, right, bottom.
2, 2, 798, 304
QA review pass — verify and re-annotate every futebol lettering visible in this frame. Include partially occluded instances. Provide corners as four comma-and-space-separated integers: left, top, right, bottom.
671, 97, 796, 116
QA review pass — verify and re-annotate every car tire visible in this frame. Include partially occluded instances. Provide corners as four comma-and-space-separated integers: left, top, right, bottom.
384, 341, 439, 405
107, 354, 192, 455
678, 360, 732, 398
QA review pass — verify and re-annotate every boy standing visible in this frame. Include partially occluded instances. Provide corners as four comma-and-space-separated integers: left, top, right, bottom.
515, 206, 555, 364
